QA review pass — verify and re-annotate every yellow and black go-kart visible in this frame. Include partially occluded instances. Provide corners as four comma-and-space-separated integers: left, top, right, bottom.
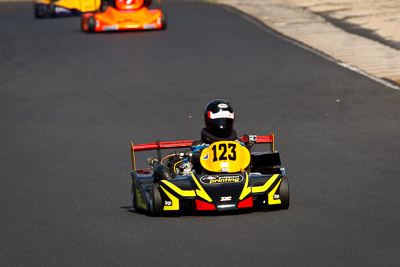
130, 134, 289, 216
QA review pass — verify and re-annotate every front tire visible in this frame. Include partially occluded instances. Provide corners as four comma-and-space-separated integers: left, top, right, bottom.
151, 183, 163, 216
87, 15, 96, 32
48, 2, 56, 17
279, 176, 290, 209
161, 13, 167, 30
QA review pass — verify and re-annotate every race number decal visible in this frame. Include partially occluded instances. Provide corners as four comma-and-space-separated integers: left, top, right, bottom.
200, 141, 250, 173
116, 0, 144, 9
212, 143, 236, 162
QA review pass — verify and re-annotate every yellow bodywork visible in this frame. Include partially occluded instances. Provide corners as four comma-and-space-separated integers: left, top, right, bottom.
160, 186, 180, 211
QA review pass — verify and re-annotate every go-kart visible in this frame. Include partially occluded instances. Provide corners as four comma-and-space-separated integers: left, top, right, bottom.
81, 0, 166, 32
33, 0, 100, 18
130, 134, 290, 216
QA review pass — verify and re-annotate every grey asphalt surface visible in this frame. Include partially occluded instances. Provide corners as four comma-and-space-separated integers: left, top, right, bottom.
1, 0, 400, 266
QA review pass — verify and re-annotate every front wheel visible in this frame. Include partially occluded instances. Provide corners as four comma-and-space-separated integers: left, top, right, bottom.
161, 13, 167, 30
279, 176, 290, 209
87, 15, 96, 32
151, 183, 163, 216
48, 2, 56, 17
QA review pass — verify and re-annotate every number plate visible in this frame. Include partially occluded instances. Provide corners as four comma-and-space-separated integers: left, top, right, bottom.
200, 141, 250, 173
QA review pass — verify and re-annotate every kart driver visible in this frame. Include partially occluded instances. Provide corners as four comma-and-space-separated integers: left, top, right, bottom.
153, 99, 244, 180
191, 99, 245, 173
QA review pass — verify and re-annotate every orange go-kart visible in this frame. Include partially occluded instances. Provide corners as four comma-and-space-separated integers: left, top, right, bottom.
81, 0, 166, 32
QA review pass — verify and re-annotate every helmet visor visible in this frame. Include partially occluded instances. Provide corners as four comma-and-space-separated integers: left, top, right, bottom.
210, 118, 234, 137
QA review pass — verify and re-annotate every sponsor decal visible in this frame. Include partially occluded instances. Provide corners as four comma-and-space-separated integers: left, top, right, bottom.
201, 152, 209, 160
221, 162, 229, 167
103, 25, 119, 31
202, 176, 217, 181
54, 6, 71, 14
273, 194, 280, 200
220, 162, 229, 173
220, 196, 232, 202
208, 110, 234, 119
164, 200, 172, 206
200, 175, 243, 184
135, 188, 147, 209
144, 24, 156, 29
217, 103, 229, 108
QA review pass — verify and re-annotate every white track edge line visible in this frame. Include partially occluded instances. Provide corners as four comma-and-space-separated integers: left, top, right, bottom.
220, 4, 400, 92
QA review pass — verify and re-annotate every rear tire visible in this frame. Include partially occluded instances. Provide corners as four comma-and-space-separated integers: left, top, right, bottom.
143, 0, 152, 7
34, 4, 47, 18
131, 183, 136, 208
279, 176, 290, 209
100, 0, 112, 11
151, 183, 163, 216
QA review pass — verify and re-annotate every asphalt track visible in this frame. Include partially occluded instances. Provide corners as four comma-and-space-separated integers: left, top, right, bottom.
1, 0, 400, 266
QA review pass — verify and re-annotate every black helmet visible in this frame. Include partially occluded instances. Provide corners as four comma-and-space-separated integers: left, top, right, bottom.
204, 99, 234, 138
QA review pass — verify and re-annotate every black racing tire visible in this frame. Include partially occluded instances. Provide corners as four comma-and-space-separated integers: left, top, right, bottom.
151, 183, 163, 216
49, 3, 56, 18
131, 183, 136, 208
161, 13, 167, 30
34, 4, 47, 18
279, 176, 290, 209
100, 0, 113, 11
143, 0, 152, 7
80, 15, 84, 32
87, 15, 96, 32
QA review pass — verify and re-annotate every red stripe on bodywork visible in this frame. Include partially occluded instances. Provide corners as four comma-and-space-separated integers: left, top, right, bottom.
195, 200, 216, 211
237, 197, 253, 208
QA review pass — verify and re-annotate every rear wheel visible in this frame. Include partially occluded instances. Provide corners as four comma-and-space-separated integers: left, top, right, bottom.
151, 183, 163, 216
100, 0, 113, 11
34, 4, 47, 18
143, 0, 152, 7
131, 183, 136, 208
279, 176, 290, 209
